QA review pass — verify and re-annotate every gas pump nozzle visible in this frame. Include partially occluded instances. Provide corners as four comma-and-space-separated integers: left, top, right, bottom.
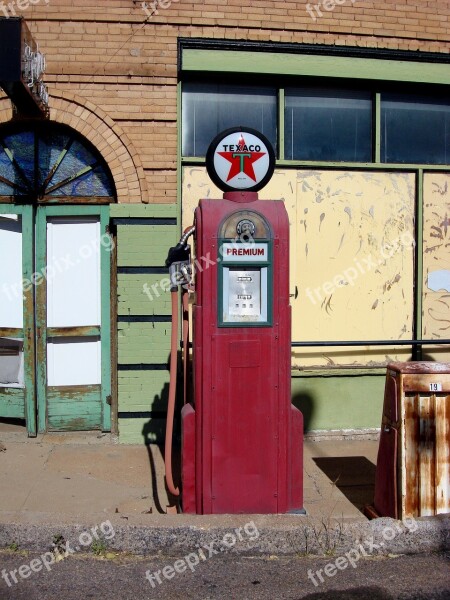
166, 227, 195, 291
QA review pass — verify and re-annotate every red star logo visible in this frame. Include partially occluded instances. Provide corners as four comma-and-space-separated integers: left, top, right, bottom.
217, 134, 266, 182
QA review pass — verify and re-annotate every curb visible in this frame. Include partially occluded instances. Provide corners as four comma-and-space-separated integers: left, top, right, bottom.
0, 515, 448, 558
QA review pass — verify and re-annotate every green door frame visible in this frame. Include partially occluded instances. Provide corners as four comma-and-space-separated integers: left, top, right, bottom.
0, 204, 36, 436
35, 205, 111, 433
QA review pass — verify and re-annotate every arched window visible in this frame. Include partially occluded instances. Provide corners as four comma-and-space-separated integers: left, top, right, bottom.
0, 123, 115, 202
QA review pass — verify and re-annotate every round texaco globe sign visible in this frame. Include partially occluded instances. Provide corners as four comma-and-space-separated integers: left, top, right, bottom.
206, 127, 275, 193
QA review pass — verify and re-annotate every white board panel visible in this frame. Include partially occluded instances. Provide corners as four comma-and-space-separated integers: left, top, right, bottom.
0, 217, 23, 328
47, 218, 101, 327
47, 337, 101, 386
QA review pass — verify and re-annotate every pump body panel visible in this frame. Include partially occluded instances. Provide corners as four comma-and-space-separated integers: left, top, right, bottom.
182, 193, 303, 514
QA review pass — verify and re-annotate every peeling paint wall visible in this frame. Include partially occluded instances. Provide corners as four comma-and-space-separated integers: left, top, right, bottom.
183, 168, 416, 368
292, 170, 415, 368
423, 173, 450, 362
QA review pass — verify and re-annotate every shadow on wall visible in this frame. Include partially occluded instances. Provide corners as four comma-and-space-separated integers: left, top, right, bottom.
141, 381, 181, 514
292, 391, 315, 433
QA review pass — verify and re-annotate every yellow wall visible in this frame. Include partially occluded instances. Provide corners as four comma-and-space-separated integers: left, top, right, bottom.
182, 168, 416, 368
423, 173, 450, 362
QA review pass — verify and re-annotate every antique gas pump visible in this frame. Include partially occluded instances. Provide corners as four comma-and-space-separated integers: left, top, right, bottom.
166, 128, 304, 514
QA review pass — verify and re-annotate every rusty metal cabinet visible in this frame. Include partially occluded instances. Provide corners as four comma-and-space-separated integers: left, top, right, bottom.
372, 362, 450, 519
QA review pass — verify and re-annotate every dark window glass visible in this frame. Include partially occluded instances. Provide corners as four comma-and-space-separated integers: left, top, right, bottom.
0, 125, 115, 198
285, 89, 372, 162
182, 83, 277, 157
381, 94, 450, 164
0, 339, 23, 385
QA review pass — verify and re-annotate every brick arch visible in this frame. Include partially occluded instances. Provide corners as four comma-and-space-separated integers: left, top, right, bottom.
0, 93, 148, 203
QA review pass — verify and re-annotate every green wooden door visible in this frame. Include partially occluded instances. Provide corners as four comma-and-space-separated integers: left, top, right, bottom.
0, 124, 115, 434
35, 205, 112, 433
0, 205, 36, 435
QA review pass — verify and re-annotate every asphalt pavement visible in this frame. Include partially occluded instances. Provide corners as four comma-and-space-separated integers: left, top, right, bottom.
0, 549, 449, 599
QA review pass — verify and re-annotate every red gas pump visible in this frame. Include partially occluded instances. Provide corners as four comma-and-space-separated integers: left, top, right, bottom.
165, 128, 304, 514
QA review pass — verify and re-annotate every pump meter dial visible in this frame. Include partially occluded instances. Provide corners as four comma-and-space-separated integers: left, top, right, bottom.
236, 219, 256, 238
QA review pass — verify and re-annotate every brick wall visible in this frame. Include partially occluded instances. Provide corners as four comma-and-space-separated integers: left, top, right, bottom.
2, 0, 446, 204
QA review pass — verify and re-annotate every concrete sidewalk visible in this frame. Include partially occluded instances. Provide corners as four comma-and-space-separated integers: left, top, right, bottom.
0, 422, 448, 557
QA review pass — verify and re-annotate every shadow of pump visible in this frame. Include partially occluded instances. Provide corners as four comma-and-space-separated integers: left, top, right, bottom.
313, 456, 376, 515
141, 381, 181, 514
291, 391, 315, 434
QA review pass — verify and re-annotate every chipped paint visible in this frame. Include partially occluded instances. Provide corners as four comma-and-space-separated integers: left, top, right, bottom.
423, 173, 450, 362
182, 168, 416, 368
427, 270, 450, 293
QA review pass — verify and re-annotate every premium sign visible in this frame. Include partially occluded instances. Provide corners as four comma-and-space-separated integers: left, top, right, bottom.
206, 127, 275, 193
0, 17, 49, 117
221, 243, 268, 262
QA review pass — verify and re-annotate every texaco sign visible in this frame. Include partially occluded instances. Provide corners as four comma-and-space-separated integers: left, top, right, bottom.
206, 127, 275, 193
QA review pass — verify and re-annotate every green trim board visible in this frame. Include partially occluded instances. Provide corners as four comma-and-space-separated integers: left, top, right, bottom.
22, 204, 35, 436
100, 207, 112, 430
374, 93, 381, 164
177, 81, 183, 241
182, 49, 450, 85
35, 206, 47, 434
182, 158, 450, 172
278, 88, 285, 162
0, 204, 36, 435
110, 204, 177, 218
0, 329, 24, 338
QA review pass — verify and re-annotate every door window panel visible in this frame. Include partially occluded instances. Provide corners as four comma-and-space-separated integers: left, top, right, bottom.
0, 214, 23, 329
47, 337, 101, 386
0, 339, 23, 386
46, 217, 101, 328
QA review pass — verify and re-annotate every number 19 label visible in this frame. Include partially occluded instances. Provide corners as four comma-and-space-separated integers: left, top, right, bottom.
429, 382, 442, 392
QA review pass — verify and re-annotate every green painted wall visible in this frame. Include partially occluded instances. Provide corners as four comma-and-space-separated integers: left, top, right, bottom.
116, 204, 176, 445
292, 373, 385, 432
117, 226, 176, 267
118, 274, 171, 315
119, 370, 170, 412
118, 322, 171, 364
119, 416, 167, 445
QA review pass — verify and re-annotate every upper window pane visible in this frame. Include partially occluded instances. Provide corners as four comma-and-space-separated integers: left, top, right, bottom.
182, 83, 277, 157
381, 94, 450, 164
0, 124, 115, 198
285, 89, 372, 162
